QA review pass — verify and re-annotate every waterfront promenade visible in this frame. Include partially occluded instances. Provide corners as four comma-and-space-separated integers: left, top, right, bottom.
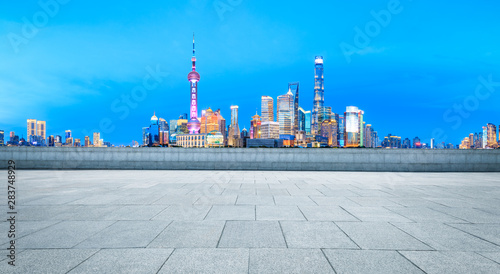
1, 170, 500, 273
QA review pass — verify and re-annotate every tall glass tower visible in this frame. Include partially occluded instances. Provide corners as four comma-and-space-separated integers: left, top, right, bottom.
289, 82, 299, 135
187, 33, 201, 134
261, 96, 274, 122
277, 90, 294, 136
312, 56, 324, 135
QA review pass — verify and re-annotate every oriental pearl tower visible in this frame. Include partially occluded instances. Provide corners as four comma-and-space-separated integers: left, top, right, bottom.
187, 33, 201, 134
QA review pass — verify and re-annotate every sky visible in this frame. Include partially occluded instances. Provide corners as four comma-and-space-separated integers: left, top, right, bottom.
1, 0, 499, 146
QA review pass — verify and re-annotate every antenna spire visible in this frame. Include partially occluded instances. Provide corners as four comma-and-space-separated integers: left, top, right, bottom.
192, 32, 195, 57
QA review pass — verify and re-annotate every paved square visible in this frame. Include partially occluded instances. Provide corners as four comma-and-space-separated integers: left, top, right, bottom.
1, 170, 500, 273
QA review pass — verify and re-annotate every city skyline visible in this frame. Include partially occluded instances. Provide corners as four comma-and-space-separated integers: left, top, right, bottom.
1, 1, 499, 145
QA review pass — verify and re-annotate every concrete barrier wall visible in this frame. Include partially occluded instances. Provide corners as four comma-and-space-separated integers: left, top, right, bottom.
0, 147, 499, 172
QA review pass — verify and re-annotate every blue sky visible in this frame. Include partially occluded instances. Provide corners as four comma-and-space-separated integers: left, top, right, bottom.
1, 0, 499, 145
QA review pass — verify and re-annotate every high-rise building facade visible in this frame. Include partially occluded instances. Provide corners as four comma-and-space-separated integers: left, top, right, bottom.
312, 56, 324, 135
27, 119, 37, 143
413, 137, 422, 148
158, 118, 169, 146
93, 132, 100, 147
358, 111, 364, 147
344, 106, 361, 147
0, 130, 4, 146
250, 113, 261, 139
260, 121, 280, 139
48, 135, 54, 147
365, 124, 373, 148
65, 130, 72, 144
338, 115, 345, 147
230, 106, 240, 135
187, 34, 201, 134
261, 96, 274, 123
318, 106, 332, 127
84, 136, 90, 147
487, 123, 498, 148
321, 119, 338, 147
289, 82, 300, 135
277, 90, 294, 136
200, 108, 225, 135
148, 112, 160, 146
402, 138, 411, 149
37, 121, 46, 142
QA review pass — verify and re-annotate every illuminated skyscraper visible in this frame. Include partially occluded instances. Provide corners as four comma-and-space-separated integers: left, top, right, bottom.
250, 113, 261, 139
312, 56, 324, 135
228, 105, 240, 146
261, 96, 274, 123
482, 126, 487, 149
27, 119, 37, 143
65, 130, 72, 144
159, 118, 169, 146
318, 106, 332, 131
48, 135, 54, 147
201, 108, 225, 134
230, 106, 240, 135
338, 115, 345, 147
260, 121, 280, 139
0, 130, 4, 146
84, 136, 90, 147
321, 119, 338, 147
187, 33, 201, 134
359, 111, 364, 147
93, 132, 100, 147
298, 107, 312, 135
365, 124, 373, 148
413, 137, 422, 148
37, 121, 46, 142
487, 123, 497, 148
289, 82, 300, 135
344, 106, 361, 147
149, 112, 160, 146
277, 90, 294, 136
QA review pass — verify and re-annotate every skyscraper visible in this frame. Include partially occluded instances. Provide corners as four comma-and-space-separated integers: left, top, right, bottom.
486, 123, 497, 148
365, 124, 373, 148
261, 96, 274, 123
93, 132, 100, 147
260, 121, 280, 139
48, 135, 54, 147
84, 136, 90, 147
289, 82, 300, 135
0, 130, 4, 146
200, 108, 225, 134
312, 56, 324, 135
344, 106, 361, 147
187, 34, 201, 134
149, 112, 160, 146
250, 113, 261, 139
338, 115, 345, 147
228, 105, 240, 146
277, 90, 294, 136
359, 111, 364, 147
27, 119, 37, 144
65, 130, 72, 144
37, 121, 46, 142
230, 105, 240, 135
318, 106, 332, 131
159, 118, 169, 146
321, 119, 338, 147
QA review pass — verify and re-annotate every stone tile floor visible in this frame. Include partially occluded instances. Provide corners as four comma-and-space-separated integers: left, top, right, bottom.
1, 170, 500, 273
